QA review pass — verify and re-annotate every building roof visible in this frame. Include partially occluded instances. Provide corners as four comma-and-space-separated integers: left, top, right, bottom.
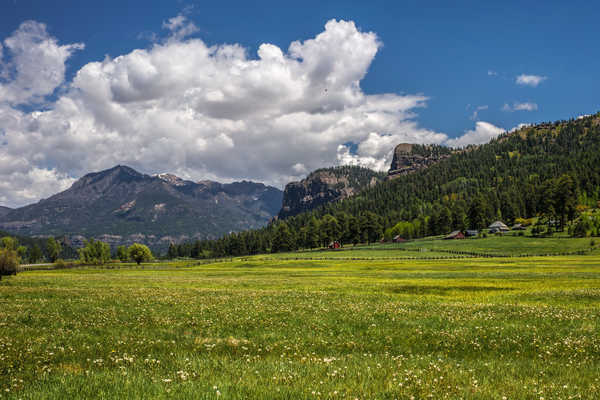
445, 230, 465, 239
489, 221, 509, 230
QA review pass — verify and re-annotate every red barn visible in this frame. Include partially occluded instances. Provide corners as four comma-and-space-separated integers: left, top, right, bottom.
445, 230, 465, 240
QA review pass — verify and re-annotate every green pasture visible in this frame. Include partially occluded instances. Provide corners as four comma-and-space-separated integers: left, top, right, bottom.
356, 234, 598, 256
1, 254, 599, 399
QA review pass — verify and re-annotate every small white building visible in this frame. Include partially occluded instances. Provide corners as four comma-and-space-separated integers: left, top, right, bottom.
489, 221, 509, 232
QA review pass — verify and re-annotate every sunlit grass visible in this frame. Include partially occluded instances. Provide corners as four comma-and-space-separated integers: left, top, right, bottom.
1, 255, 599, 398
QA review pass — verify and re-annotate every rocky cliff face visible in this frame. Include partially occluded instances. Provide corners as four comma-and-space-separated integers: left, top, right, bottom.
278, 166, 385, 219
0, 165, 283, 250
387, 143, 451, 179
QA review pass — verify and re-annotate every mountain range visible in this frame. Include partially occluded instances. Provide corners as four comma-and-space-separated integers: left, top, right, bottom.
0, 165, 283, 249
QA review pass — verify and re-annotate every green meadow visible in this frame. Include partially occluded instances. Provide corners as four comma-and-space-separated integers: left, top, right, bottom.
1, 239, 600, 399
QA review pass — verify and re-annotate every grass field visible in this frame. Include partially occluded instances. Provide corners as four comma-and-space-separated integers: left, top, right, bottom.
264, 235, 599, 260
353, 235, 598, 256
1, 249, 599, 399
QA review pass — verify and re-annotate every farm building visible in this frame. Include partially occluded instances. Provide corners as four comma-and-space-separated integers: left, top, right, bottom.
445, 230, 465, 240
466, 229, 479, 237
489, 221, 509, 232
328, 241, 341, 249
393, 235, 406, 243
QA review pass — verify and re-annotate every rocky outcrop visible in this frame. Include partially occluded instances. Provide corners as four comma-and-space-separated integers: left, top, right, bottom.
279, 166, 384, 219
387, 143, 451, 179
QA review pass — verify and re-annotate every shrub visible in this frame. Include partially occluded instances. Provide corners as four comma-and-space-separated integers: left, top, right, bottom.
0, 248, 19, 280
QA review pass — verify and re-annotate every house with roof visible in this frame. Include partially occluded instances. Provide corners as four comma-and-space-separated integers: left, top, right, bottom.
393, 235, 406, 243
489, 221, 509, 233
445, 230, 465, 240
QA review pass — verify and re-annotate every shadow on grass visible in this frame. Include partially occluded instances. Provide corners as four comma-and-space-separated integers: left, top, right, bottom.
387, 285, 514, 295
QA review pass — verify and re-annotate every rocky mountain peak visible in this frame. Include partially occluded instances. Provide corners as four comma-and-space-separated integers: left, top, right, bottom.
156, 173, 192, 187
72, 165, 146, 189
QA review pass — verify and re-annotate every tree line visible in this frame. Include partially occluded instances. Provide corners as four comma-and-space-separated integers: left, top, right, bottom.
0, 235, 154, 280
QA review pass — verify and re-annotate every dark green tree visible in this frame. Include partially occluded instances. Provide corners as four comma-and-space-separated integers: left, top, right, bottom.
271, 222, 294, 253
167, 243, 178, 259
116, 245, 129, 262
28, 244, 43, 264
468, 196, 487, 230
46, 237, 62, 263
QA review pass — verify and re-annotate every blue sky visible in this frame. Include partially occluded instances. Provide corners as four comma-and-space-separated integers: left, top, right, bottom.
3, 0, 598, 133
1, 0, 599, 206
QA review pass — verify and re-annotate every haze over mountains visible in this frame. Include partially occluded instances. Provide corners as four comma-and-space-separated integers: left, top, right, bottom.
0, 166, 282, 249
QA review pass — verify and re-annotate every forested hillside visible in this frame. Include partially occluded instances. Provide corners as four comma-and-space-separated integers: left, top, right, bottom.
170, 113, 600, 258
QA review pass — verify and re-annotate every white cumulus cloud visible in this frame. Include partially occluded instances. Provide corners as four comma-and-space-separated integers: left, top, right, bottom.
0, 21, 84, 105
445, 121, 505, 148
516, 74, 547, 87
0, 18, 460, 207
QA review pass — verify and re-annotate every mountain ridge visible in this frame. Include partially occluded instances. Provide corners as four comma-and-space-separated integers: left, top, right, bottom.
0, 165, 283, 250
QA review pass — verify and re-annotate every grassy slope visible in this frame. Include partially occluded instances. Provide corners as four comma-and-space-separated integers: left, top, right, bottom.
358, 235, 597, 256
1, 254, 599, 399
265, 234, 599, 259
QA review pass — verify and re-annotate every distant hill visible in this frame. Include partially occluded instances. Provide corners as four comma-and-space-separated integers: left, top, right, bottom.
0, 165, 283, 249
278, 166, 386, 219
0, 206, 11, 218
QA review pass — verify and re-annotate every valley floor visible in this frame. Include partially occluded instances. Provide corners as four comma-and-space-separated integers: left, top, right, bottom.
1, 251, 599, 399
